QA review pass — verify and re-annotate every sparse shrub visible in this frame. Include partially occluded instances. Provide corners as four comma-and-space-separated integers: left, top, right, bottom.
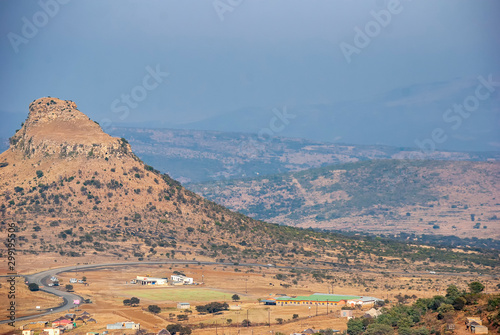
28, 283, 39, 291
195, 302, 229, 314
166, 324, 192, 335
148, 305, 161, 314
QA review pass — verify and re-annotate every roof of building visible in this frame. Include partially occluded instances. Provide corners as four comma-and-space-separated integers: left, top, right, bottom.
137, 276, 167, 281
277, 293, 362, 302
53, 320, 72, 324
261, 299, 277, 303
354, 296, 384, 302
364, 308, 382, 318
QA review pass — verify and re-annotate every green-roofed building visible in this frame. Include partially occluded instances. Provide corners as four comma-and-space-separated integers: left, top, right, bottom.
275, 293, 383, 307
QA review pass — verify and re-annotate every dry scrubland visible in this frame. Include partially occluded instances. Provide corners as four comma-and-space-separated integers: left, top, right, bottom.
190, 160, 500, 240
1, 98, 499, 334
2, 263, 499, 334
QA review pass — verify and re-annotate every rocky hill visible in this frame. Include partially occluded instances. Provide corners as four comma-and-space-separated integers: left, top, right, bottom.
0, 97, 498, 273
0, 97, 291, 264
190, 160, 500, 241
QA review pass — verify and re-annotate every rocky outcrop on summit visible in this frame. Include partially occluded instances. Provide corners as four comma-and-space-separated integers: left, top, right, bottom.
9, 97, 132, 159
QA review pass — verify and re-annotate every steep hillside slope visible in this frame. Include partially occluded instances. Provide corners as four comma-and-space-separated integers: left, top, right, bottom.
0, 98, 497, 273
0, 97, 300, 264
190, 160, 500, 240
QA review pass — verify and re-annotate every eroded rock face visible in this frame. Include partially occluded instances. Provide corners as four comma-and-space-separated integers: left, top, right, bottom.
9, 97, 133, 160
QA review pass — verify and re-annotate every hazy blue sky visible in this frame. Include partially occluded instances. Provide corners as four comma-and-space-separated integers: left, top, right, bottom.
1, 0, 499, 150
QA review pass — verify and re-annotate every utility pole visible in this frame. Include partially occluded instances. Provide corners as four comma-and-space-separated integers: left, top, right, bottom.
245, 277, 248, 294
316, 302, 318, 316
237, 311, 240, 334
268, 308, 270, 327
327, 300, 329, 315
247, 309, 249, 327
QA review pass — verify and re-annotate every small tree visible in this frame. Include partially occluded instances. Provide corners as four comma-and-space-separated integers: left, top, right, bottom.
166, 324, 192, 335
148, 305, 161, 314
123, 299, 131, 306
469, 281, 485, 294
130, 297, 140, 306
177, 314, 189, 322
232, 294, 240, 302
226, 319, 232, 325
82, 276, 87, 282
275, 317, 284, 324
242, 319, 251, 327
28, 283, 39, 291
65, 284, 73, 292
292, 314, 299, 319
36, 170, 43, 178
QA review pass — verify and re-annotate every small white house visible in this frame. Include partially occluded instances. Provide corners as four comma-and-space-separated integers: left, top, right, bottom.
347, 296, 383, 306
177, 302, 190, 309
170, 275, 193, 284
43, 328, 62, 335
136, 276, 168, 285
107, 322, 140, 330
341, 309, 353, 318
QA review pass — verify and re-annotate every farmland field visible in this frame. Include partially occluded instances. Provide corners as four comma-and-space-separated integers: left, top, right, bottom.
122, 287, 234, 302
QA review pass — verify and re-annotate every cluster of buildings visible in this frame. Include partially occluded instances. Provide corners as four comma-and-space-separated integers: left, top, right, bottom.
265, 293, 383, 307
133, 274, 194, 286
20, 312, 96, 335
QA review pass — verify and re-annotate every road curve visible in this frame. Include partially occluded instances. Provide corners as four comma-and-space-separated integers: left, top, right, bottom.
0, 260, 274, 325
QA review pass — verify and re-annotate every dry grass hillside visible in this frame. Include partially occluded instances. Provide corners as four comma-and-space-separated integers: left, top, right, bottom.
190, 160, 500, 241
0, 97, 498, 274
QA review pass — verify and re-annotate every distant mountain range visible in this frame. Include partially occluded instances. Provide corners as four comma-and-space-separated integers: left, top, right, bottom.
107, 127, 499, 184
174, 77, 500, 152
189, 160, 500, 241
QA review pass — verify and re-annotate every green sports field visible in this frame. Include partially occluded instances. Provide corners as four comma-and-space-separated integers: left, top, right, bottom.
122, 288, 234, 302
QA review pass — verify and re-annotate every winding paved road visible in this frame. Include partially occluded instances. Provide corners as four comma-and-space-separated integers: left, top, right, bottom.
0, 260, 271, 325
